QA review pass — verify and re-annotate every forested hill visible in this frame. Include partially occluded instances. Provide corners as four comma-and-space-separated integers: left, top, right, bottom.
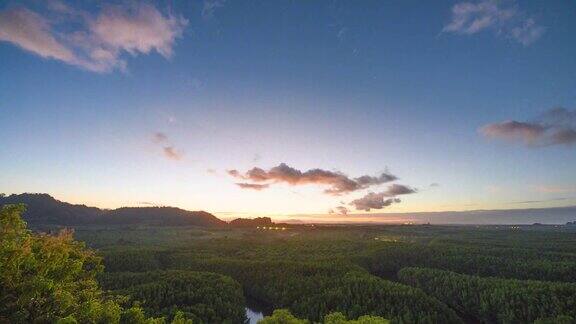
0, 193, 226, 227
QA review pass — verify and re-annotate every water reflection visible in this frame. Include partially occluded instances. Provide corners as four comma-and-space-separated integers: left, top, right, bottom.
245, 297, 271, 324
245, 307, 264, 324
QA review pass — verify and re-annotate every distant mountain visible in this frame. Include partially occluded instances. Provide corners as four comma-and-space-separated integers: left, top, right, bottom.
0, 193, 226, 227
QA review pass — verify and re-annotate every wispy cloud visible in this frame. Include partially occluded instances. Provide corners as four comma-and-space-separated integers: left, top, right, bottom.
202, 0, 225, 20
442, 0, 545, 46
349, 184, 417, 211
235, 183, 269, 190
328, 206, 350, 215
152, 132, 183, 161
481, 121, 546, 145
508, 197, 572, 205
162, 146, 183, 160
228, 163, 398, 195
0, 2, 187, 72
533, 185, 576, 194
138, 201, 160, 206
480, 108, 576, 147
153, 132, 169, 143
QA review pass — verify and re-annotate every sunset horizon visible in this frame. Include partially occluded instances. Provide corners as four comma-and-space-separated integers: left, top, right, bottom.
2, 1, 576, 224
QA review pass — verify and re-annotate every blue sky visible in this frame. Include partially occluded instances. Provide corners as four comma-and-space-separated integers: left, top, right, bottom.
1, 0, 575, 221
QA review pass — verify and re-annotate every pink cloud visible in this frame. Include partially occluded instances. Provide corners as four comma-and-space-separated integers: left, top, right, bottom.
0, 8, 75, 62
480, 121, 545, 145
163, 146, 183, 160
480, 108, 576, 147
228, 163, 397, 195
0, 3, 187, 73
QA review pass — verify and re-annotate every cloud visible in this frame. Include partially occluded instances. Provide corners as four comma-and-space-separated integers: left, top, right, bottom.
228, 163, 397, 195
443, 0, 545, 45
480, 121, 545, 145
386, 184, 418, 196
349, 184, 416, 211
202, 0, 225, 20
153, 132, 169, 143
328, 206, 350, 215
430, 183, 440, 187
162, 146, 183, 160
480, 107, 576, 147
0, 2, 187, 73
533, 185, 576, 194
509, 18, 546, 46
152, 132, 183, 160
350, 195, 400, 212
0, 8, 76, 62
138, 201, 159, 206
235, 183, 270, 190
509, 197, 572, 204
337, 27, 348, 42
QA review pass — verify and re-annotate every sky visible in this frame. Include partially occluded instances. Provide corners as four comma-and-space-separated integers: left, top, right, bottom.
1, 0, 576, 222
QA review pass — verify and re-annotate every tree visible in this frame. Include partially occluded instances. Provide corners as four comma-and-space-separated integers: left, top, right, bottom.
258, 310, 389, 324
324, 312, 390, 324
0, 204, 105, 322
0, 204, 190, 324
258, 309, 309, 324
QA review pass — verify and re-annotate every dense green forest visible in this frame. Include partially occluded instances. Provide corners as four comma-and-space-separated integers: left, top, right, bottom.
3, 201, 576, 323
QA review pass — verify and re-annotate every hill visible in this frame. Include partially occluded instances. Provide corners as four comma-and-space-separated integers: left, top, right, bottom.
0, 193, 226, 227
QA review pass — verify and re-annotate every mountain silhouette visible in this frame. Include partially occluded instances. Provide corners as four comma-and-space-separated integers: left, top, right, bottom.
0, 193, 225, 227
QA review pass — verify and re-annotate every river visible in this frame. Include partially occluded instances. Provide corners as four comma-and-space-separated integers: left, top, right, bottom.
245, 297, 272, 324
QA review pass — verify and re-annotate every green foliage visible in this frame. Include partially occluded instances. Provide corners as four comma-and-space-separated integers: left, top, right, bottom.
171, 311, 193, 324
359, 241, 576, 282
0, 204, 195, 324
533, 315, 574, 324
258, 310, 390, 324
10, 203, 576, 324
259, 309, 309, 324
100, 271, 246, 323
0, 204, 106, 323
398, 267, 576, 323
323, 312, 390, 324
159, 258, 460, 323
94, 224, 576, 323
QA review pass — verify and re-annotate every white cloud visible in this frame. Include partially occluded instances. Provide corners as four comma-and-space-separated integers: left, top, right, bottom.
443, 0, 545, 46
0, 2, 187, 73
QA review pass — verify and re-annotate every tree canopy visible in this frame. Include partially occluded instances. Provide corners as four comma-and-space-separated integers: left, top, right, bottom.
258, 309, 390, 324
0, 204, 188, 323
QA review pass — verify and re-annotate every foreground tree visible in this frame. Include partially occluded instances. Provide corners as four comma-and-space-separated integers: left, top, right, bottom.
0, 204, 187, 323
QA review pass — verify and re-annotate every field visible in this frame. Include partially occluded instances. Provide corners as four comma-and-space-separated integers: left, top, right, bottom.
66, 223, 576, 323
